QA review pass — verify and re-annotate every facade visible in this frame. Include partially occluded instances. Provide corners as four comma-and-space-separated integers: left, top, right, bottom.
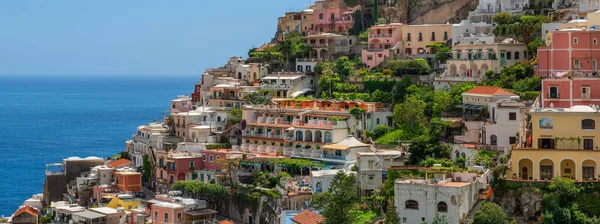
537, 29, 600, 77
541, 77, 600, 108
304, 33, 357, 61
435, 40, 528, 89
312, 0, 355, 34
72, 211, 107, 224
311, 169, 357, 193
394, 170, 491, 224
403, 24, 453, 55
356, 150, 408, 195
508, 105, 600, 181
151, 202, 185, 224
11, 206, 39, 224
115, 167, 142, 193
481, 99, 526, 149
469, 0, 529, 23
260, 73, 315, 98
361, 23, 404, 69
452, 20, 494, 46
296, 58, 320, 73
89, 207, 125, 224
241, 99, 391, 161
129, 122, 168, 167
462, 86, 519, 106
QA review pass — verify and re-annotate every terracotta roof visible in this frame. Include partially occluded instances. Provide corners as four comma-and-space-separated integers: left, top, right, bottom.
13, 206, 39, 218
291, 209, 324, 224
108, 158, 132, 168
218, 220, 234, 224
462, 86, 517, 96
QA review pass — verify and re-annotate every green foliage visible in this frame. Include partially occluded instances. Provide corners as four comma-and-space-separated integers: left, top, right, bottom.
332, 92, 371, 101
351, 209, 377, 224
529, 38, 545, 58
142, 155, 152, 184
244, 92, 268, 105
372, 125, 391, 139
349, 107, 366, 119
171, 181, 229, 211
426, 43, 451, 63
539, 177, 600, 224
455, 157, 467, 168
280, 31, 312, 62
385, 203, 400, 224
393, 96, 425, 130
372, 89, 393, 104
41, 214, 52, 224
493, 13, 550, 44
432, 214, 449, 224
335, 56, 357, 76
420, 158, 454, 167
313, 170, 359, 224
482, 63, 534, 88
474, 202, 515, 224
335, 83, 361, 93
227, 108, 242, 126
374, 129, 409, 145
474, 150, 499, 168
387, 59, 431, 75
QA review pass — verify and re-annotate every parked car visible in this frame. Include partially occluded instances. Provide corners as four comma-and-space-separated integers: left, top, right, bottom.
135, 192, 145, 198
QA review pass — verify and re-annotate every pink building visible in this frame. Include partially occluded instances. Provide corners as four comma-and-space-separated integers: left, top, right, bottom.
151, 202, 185, 224
312, 0, 355, 34
361, 23, 404, 68
541, 78, 600, 108
537, 29, 600, 77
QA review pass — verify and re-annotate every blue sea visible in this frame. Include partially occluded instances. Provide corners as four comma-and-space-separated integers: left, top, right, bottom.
0, 75, 198, 216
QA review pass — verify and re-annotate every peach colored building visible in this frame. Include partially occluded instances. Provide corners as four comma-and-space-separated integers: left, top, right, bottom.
537, 29, 600, 77
403, 24, 452, 55
312, 0, 355, 34
361, 23, 404, 69
151, 202, 185, 224
115, 168, 142, 193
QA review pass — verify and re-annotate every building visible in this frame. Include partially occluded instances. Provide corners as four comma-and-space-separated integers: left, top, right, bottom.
108, 158, 132, 168
452, 20, 494, 46
403, 24, 453, 55
541, 76, 600, 108
11, 206, 39, 224
43, 157, 105, 204
394, 169, 491, 224
291, 209, 325, 224
537, 29, 600, 78
311, 169, 357, 193
304, 33, 357, 61
151, 202, 185, 224
106, 194, 143, 211
481, 99, 526, 149
508, 105, 600, 181
260, 73, 315, 98
356, 150, 408, 195
469, 0, 529, 23
115, 167, 142, 193
312, 0, 355, 34
89, 207, 125, 224
72, 210, 107, 224
48, 201, 86, 223
129, 122, 168, 167
435, 40, 528, 89
361, 23, 404, 69
241, 99, 391, 161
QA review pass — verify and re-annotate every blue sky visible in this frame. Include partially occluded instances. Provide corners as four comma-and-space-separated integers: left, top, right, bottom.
0, 0, 309, 76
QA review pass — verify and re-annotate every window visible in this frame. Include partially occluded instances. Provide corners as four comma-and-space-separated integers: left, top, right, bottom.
443, 31, 448, 40
297, 65, 303, 72
584, 139, 594, 150
540, 165, 553, 180
376, 118, 380, 125
405, 200, 419, 209
189, 161, 194, 168
319, 13, 323, 20
437, 202, 448, 212
509, 112, 517, 120
202, 154, 206, 161
574, 37, 579, 44
367, 56, 373, 60
477, 52, 482, 60
306, 65, 312, 72
154, 211, 158, 221
582, 119, 595, 129
595, 38, 598, 45
164, 213, 168, 222
490, 135, 497, 146
515, 51, 520, 60
209, 155, 214, 162
510, 137, 517, 145
594, 59, 597, 71
406, 33, 411, 41
177, 213, 182, 221
418, 32, 423, 41
575, 59, 581, 69
216, 156, 221, 160
582, 86, 591, 99
368, 176, 374, 185
506, 51, 512, 60
456, 54, 461, 60
549, 86, 558, 99
431, 32, 436, 41
172, 104, 175, 109
403, 218, 407, 223
368, 160, 374, 169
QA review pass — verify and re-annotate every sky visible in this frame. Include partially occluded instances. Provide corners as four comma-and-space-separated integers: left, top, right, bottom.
0, 0, 310, 76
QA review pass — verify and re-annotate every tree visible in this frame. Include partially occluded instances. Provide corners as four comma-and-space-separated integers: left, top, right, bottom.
385, 203, 400, 224
393, 96, 425, 130
474, 202, 514, 224
171, 181, 229, 211
373, 89, 393, 103
432, 214, 449, 224
335, 56, 356, 77
314, 170, 359, 224
141, 155, 152, 184
41, 214, 52, 224
216, 155, 241, 186
394, 75, 413, 103
432, 90, 452, 117
318, 66, 341, 97
227, 108, 242, 126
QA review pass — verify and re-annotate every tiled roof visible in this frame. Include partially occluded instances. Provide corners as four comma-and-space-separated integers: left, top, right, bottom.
463, 86, 517, 96
108, 158, 132, 168
218, 220, 234, 224
13, 206, 39, 218
291, 209, 324, 224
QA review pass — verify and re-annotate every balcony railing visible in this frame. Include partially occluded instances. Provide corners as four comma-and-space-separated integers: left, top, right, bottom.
261, 84, 292, 90
322, 154, 345, 160
369, 34, 392, 38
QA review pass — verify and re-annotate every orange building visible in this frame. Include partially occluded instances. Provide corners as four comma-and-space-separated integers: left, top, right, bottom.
115, 168, 142, 193
11, 206, 39, 224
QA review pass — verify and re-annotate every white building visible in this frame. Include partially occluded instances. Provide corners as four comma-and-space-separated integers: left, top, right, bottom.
470, 0, 529, 23
452, 20, 494, 46
260, 73, 315, 98
356, 150, 408, 196
319, 136, 373, 169
296, 58, 320, 73
129, 122, 168, 167
310, 169, 357, 193
394, 169, 491, 224
482, 99, 525, 150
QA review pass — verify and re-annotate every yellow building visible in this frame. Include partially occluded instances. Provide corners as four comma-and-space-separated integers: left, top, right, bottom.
508, 106, 600, 182
106, 194, 142, 211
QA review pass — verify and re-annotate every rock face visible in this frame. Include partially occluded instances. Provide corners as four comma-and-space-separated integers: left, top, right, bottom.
379, 0, 478, 25
495, 186, 544, 221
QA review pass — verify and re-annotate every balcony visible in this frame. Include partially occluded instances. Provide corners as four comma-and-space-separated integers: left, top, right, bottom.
322, 154, 345, 160
261, 84, 292, 90
297, 58, 323, 62
369, 33, 392, 38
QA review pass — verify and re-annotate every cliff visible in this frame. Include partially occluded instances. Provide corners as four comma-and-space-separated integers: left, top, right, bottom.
380, 0, 479, 25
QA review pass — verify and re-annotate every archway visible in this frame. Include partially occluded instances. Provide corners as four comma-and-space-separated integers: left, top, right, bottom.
540, 159, 554, 180
582, 160, 597, 180
459, 64, 468, 77
305, 130, 313, 142
471, 64, 479, 78
178, 173, 185, 181
319, 49, 328, 60
324, 131, 332, 143
560, 159, 576, 180
518, 158, 533, 180
449, 64, 458, 76
314, 131, 322, 142
311, 49, 318, 59
296, 130, 304, 141
369, 39, 382, 50
480, 63, 490, 76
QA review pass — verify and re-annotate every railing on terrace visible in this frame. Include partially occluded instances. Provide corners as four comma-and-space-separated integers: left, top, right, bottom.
322, 154, 345, 160
261, 84, 292, 90
369, 33, 392, 38
296, 58, 323, 62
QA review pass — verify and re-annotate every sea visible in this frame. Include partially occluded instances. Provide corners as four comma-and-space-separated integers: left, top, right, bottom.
0, 75, 198, 216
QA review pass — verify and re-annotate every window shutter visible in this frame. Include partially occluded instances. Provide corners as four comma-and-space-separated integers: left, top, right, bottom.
538, 139, 543, 149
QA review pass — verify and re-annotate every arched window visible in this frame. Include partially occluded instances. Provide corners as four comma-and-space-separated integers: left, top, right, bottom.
237, 72, 242, 79
594, 38, 598, 45
574, 37, 579, 44
582, 119, 596, 130
324, 131, 332, 143
319, 13, 324, 20
189, 161, 195, 168
216, 156, 221, 161
376, 118, 380, 125
209, 155, 214, 162
437, 202, 448, 212
405, 200, 419, 210
514, 51, 520, 60
506, 52, 512, 60
202, 154, 207, 161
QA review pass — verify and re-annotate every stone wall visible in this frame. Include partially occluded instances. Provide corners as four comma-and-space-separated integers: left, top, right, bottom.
494, 183, 543, 222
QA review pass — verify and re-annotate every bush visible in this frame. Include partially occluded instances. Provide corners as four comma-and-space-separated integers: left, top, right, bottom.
206, 143, 231, 149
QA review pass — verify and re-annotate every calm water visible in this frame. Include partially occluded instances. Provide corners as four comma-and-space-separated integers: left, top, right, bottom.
0, 75, 198, 216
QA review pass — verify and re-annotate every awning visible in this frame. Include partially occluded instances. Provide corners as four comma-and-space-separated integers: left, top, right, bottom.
291, 88, 313, 98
